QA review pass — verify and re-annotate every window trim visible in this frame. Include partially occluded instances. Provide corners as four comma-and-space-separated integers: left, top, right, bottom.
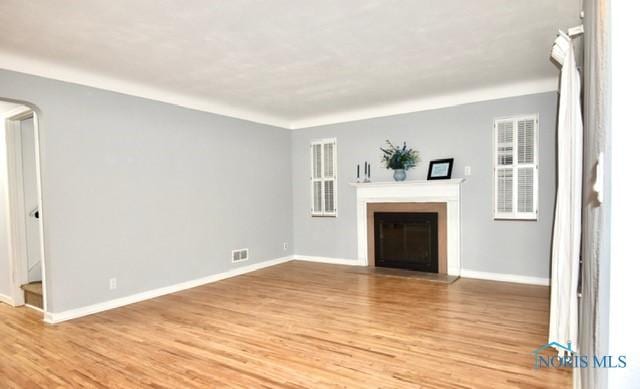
310, 138, 338, 217
493, 114, 539, 220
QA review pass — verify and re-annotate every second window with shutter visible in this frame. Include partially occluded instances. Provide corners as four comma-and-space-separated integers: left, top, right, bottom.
493, 115, 539, 220
310, 138, 337, 217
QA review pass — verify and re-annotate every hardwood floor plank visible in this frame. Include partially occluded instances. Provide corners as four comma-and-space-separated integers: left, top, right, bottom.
0, 261, 570, 388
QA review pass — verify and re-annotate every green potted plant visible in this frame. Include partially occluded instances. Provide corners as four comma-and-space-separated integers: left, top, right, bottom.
380, 140, 420, 181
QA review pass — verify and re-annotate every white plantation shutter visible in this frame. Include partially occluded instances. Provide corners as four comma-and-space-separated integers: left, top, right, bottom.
311, 144, 323, 214
518, 167, 535, 212
494, 115, 538, 219
312, 181, 322, 213
323, 143, 334, 177
496, 168, 513, 213
312, 144, 322, 179
324, 180, 335, 213
518, 119, 535, 164
310, 138, 337, 216
497, 121, 514, 166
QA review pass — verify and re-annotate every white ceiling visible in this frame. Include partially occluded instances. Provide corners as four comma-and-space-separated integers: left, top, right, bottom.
0, 0, 580, 128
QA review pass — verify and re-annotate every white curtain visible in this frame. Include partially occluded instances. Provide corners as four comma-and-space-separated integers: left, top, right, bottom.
549, 32, 583, 354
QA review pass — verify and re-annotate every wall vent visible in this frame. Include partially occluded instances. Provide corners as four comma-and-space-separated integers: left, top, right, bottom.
231, 248, 249, 263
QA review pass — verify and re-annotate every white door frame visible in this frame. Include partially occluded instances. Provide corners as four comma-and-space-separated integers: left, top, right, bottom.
4, 106, 48, 314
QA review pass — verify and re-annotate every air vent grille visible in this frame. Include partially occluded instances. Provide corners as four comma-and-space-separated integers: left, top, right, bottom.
231, 248, 249, 263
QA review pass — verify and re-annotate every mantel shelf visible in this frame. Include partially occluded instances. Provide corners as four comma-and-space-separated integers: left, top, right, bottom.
349, 178, 465, 188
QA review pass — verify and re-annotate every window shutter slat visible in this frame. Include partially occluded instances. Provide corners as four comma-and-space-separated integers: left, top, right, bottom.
496, 168, 513, 213
324, 180, 335, 213
517, 167, 535, 213
496, 121, 514, 166
323, 142, 334, 178
312, 144, 322, 179
518, 119, 535, 164
312, 181, 323, 213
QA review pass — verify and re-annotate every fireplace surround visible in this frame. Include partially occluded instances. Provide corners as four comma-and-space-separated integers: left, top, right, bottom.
350, 179, 464, 275
368, 203, 446, 273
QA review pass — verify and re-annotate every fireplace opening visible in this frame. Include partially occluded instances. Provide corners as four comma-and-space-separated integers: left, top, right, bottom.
374, 212, 439, 273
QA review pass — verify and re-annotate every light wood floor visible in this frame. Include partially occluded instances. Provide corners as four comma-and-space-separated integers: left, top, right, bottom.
0, 261, 570, 388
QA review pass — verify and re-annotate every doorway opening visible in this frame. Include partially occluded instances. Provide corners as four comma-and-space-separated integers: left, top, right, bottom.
1, 100, 47, 315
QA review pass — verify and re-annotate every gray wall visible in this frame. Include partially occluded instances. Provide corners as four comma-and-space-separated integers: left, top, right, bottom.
0, 66, 558, 314
0, 69, 292, 313
291, 92, 558, 279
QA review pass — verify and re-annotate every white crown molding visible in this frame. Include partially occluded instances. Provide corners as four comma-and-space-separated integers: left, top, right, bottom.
1, 52, 558, 131
460, 268, 550, 286
44, 255, 294, 324
0, 51, 291, 129
289, 78, 559, 129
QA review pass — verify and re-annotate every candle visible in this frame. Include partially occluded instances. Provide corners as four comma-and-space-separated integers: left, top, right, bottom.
368, 162, 371, 178
357, 164, 360, 179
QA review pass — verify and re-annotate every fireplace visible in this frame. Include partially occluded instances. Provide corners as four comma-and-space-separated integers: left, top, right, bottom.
374, 212, 439, 272
351, 179, 464, 275
366, 202, 448, 274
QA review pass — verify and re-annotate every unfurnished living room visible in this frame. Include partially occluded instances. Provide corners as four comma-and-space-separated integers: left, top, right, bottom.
0, 1, 637, 388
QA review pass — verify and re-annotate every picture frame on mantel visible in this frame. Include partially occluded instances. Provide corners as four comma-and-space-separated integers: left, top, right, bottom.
427, 158, 454, 180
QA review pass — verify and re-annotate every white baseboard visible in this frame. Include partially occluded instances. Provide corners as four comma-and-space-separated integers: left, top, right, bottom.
292, 257, 548, 286
460, 269, 550, 286
293, 255, 363, 266
41, 256, 548, 324
0, 293, 15, 306
25, 304, 44, 313
44, 255, 294, 324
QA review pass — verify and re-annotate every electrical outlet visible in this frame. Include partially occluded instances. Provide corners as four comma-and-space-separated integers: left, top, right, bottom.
109, 278, 117, 290
283, 242, 289, 251
464, 166, 472, 176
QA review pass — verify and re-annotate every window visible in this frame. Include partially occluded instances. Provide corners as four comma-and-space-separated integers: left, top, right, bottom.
310, 138, 337, 216
494, 115, 538, 220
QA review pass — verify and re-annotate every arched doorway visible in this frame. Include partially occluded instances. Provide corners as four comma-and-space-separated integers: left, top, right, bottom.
1, 100, 48, 316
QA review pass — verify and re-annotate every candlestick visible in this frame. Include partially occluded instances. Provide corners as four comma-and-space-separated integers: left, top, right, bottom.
364, 161, 370, 183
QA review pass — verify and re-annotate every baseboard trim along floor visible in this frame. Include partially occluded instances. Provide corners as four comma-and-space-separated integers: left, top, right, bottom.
460, 269, 550, 286
43, 255, 549, 324
294, 256, 550, 286
44, 255, 295, 324
0, 293, 15, 306
294, 255, 362, 266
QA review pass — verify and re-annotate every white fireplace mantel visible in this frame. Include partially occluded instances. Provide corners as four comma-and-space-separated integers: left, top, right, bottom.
349, 179, 465, 275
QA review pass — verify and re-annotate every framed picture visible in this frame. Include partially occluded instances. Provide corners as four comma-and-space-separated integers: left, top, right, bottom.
427, 158, 454, 180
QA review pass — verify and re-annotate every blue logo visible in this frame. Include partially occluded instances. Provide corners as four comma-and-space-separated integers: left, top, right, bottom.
533, 341, 627, 369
